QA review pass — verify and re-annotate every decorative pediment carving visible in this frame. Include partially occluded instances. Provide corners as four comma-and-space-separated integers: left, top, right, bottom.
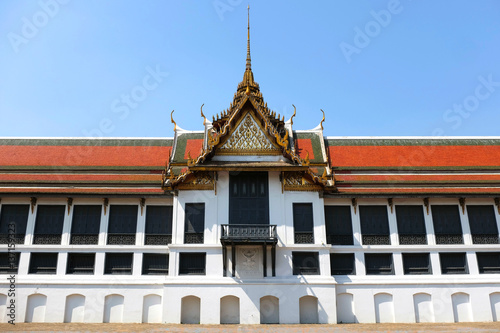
176, 171, 215, 191
217, 112, 280, 155
283, 171, 322, 192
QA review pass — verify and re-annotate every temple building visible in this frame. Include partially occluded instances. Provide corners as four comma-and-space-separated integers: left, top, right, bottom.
1, 11, 500, 325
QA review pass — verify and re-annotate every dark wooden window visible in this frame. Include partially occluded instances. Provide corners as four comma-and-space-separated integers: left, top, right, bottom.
292, 252, 320, 275
325, 206, 353, 245
104, 253, 133, 275
66, 253, 95, 275
467, 206, 499, 244
330, 253, 355, 275
70, 205, 101, 245
179, 252, 206, 275
360, 206, 390, 245
476, 252, 500, 274
396, 206, 427, 245
365, 253, 394, 275
33, 205, 65, 245
432, 205, 463, 244
0, 204, 29, 244
142, 253, 169, 275
184, 203, 205, 244
107, 205, 138, 245
229, 172, 269, 225
29, 253, 58, 274
145, 206, 173, 245
439, 253, 468, 274
293, 203, 314, 244
402, 253, 431, 275
0, 252, 19, 274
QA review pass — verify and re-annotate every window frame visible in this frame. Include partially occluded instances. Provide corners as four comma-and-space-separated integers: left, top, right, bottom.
364, 253, 394, 275
142, 253, 169, 275
66, 253, 96, 275
145, 205, 173, 245
431, 205, 464, 245
179, 252, 206, 275
184, 203, 205, 244
402, 253, 432, 275
324, 205, 354, 245
29, 252, 58, 274
293, 203, 314, 244
359, 205, 391, 245
439, 252, 468, 274
292, 251, 320, 275
104, 252, 133, 275
330, 253, 355, 275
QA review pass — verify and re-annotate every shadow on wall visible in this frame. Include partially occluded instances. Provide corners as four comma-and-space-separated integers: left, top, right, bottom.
143, 294, 162, 323
299, 295, 319, 324
491, 292, 500, 322
26, 294, 47, 323
0, 294, 7, 323
64, 294, 85, 323
337, 293, 356, 324
452, 293, 472, 323
104, 294, 124, 323
260, 295, 279, 324
413, 293, 435, 323
374, 293, 395, 323
181, 295, 200, 324
220, 295, 240, 324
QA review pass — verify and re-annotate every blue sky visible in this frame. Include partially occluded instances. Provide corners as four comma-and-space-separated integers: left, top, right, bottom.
1, 0, 500, 138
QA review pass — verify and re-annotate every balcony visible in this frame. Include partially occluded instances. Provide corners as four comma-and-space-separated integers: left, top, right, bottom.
220, 224, 277, 245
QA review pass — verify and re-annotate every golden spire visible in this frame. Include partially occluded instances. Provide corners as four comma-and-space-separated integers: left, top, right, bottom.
234, 5, 261, 104
246, 5, 251, 71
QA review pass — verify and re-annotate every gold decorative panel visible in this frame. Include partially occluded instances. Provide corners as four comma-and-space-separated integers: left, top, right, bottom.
283, 172, 322, 192
218, 113, 280, 155
177, 172, 215, 191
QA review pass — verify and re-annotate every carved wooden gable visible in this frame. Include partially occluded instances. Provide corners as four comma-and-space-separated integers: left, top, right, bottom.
217, 111, 280, 155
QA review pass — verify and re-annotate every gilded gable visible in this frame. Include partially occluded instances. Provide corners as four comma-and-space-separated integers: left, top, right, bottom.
217, 112, 280, 155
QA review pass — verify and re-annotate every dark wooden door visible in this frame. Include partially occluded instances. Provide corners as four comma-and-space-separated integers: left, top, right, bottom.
229, 172, 269, 225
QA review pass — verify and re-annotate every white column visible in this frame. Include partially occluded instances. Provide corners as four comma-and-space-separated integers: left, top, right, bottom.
466, 251, 479, 275
423, 200, 436, 245
24, 204, 37, 245
18, 252, 31, 275
99, 201, 109, 246
95, 251, 106, 276
133, 252, 142, 276
136, 202, 145, 246
387, 203, 399, 245
61, 203, 73, 246
57, 251, 68, 275
459, 200, 473, 245
430, 251, 441, 275
393, 252, 404, 275
494, 199, 500, 239
354, 251, 365, 275
351, 203, 362, 246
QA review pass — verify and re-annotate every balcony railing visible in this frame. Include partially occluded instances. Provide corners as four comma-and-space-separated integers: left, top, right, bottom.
294, 232, 314, 244
70, 234, 98, 245
472, 234, 500, 244
399, 234, 427, 245
221, 224, 277, 243
145, 234, 172, 245
435, 234, 463, 245
362, 234, 391, 245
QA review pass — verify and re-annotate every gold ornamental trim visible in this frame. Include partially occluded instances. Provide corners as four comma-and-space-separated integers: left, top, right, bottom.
176, 172, 215, 191
283, 171, 322, 192
217, 111, 281, 155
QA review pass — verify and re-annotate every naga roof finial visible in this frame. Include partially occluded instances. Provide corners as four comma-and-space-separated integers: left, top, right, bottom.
170, 110, 176, 131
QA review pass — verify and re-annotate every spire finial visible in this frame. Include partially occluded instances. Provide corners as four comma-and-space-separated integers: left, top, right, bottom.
246, 5, 251, 71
